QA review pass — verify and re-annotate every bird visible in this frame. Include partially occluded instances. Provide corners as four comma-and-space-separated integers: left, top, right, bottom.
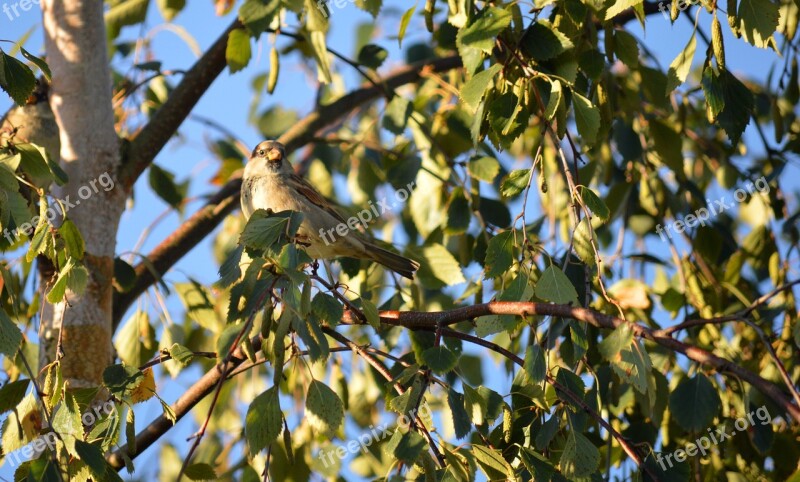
241, 140, 419, 279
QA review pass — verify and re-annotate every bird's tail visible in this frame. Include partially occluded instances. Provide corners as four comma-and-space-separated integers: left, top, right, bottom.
364, 243, 419, 280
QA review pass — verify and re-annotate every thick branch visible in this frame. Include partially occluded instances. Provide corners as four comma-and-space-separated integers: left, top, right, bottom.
343, 301, 800, 422
107, 339, 259, 470
112, 55, 462, 327
119, 20, 242, 189
112, 180, 240, 324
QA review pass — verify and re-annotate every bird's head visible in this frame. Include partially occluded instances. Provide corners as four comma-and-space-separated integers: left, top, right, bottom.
249, 140, 288, 174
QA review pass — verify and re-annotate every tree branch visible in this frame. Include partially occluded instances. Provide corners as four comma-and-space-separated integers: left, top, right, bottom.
341, 301, 800, 423
112, 55, 463, 328
107, 337, 260, 470
119, 20, 242, 189
439, 329, 656, 479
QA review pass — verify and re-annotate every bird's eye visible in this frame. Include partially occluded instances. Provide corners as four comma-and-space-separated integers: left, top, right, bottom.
258, 149, 265, 156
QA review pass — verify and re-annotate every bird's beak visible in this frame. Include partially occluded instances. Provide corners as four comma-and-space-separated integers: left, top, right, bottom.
267, 148, 283, 163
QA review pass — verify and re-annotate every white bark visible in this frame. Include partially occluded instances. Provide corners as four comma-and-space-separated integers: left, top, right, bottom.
39, 0, 125, 387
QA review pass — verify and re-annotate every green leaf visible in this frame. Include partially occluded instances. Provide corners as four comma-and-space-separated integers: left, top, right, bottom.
397, 5, 416, 47
59, 220, 85, 260
15, 143, 52, 183
701, 68, 754, 143
560, 431, 600, 477
484, 230, 515, 278
156, 0, 186, 21
460, 64, 501, 111
544, 79, 562, 120
605, 0, 643, 19
20, 48, 51, 81
115, 310, 153, 367
422, 346, 458, 373
360, 297, 380, 328
168, 343, 194, 366
239, 209, 303, 252
467, 156, 500, 183
102, 364, 144, 396
26, 219, 50, 263
184, 463, 218, 481
445, 188, 471, 235
46, 258, 76, 303
521, 21, 574, 60
311, 293, 343, 326
573, 218, 596, 266
535, 265, 579, 305
74, 440, 106, 478
0, 51, 36, 106
447, 388, 472, 439
572, 92, 600, 145
226, 28, 252, 73
665, 33, 697, 94
308, 31, 332, 83
245, 387, 282, 454
51, 394, 83, 456
578, 186, 610, 221
355, 0, 382, 16
148, 164, 186, 209
501, 169, 531, 198
104, 0, 150, 38
524, 344, 547, 383
520, 448, 558, 480
114, 257, 137, 293
306, 380, 344, 437
737, 0, 779, 49
668, 374, 721, 431
614, 30, 639, 67
384, 430, 427, 463
357, 44, 388, 69
457, 7, 512, 54
0, 379, 29, 415
473, 445, 514, 480
649, 120, 683, 172
420, 243, 465, 286
383, 96, 412, 135
598, 323, 634, 360
238, 0, 280, 36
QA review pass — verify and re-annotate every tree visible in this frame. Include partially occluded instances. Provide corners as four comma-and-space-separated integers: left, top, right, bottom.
0, 0, 799, 479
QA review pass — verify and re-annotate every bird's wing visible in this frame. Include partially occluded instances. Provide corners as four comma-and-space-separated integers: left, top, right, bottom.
288, 173, 349, 225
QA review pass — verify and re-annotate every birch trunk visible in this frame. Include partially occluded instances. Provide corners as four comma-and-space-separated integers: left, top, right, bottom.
38, 0, 124, 387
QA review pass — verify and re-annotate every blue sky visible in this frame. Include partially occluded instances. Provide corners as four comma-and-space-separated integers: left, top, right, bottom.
0, 0, 794, 480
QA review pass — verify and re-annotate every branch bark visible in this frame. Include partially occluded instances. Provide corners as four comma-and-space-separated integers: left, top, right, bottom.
118, 20, 242, 189
40, 0, 126, 387
343, 301, 800, 422
112, 55, 463, 327
107, 339, 258, 470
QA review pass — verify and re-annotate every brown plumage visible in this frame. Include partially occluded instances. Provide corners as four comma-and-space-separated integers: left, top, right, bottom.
241, 140, 419, 279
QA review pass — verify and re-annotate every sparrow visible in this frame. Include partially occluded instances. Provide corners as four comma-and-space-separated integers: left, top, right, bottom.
241, 140, 419, 279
